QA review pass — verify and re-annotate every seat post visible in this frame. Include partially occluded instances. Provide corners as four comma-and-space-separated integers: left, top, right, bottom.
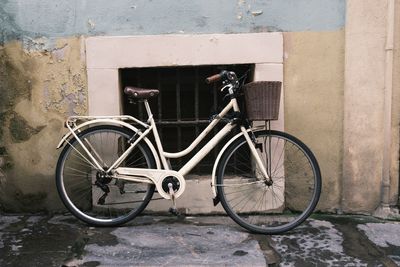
143, 99, 170, 170
143, 100, 153, 120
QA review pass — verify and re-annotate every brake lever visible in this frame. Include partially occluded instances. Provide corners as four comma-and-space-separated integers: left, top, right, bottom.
220, 84, 233, 93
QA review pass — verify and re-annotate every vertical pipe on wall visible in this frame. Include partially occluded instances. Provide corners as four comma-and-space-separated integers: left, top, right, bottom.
380, 0, 396, 209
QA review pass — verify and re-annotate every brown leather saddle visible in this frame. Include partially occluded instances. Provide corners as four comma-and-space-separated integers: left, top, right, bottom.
124, 86, 159, 99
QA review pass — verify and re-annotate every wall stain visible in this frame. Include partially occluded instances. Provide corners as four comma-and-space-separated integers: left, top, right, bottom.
0, 42, 32, 178
9, 113, 45, 143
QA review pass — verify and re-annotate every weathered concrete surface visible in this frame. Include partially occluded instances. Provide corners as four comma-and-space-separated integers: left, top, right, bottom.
0, 38, 87, 212
284, 30, 345, 212
0, 214, 399, 266
79, 225, 266, 266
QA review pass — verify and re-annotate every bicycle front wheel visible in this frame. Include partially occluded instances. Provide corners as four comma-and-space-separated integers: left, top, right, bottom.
56, 125, 156, 226
216, 130, 321, 234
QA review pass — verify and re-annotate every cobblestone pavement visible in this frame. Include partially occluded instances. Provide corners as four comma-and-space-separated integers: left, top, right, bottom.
0, 213, 399, 266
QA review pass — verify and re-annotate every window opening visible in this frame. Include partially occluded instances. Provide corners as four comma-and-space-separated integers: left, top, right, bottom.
120, 65, 253, 174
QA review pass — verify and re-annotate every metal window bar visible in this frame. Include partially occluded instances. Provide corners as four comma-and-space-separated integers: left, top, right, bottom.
194, 68, 200, 173
136, 69, 144, 120
157, 69, 163, 142
176, 69, 182, 167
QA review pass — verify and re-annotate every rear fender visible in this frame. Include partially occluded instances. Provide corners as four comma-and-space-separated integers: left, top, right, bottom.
56, 119, 161, 169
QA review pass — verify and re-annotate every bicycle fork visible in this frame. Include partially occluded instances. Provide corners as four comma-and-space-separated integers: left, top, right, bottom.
240, 126, 272, 183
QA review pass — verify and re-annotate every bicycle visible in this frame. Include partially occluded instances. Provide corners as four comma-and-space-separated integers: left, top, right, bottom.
55, 70, 321, 234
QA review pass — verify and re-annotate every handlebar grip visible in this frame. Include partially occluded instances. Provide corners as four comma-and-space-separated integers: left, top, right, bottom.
205, 74, 222, 84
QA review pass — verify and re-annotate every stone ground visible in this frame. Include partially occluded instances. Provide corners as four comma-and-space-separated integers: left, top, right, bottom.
0, 213, 399, 266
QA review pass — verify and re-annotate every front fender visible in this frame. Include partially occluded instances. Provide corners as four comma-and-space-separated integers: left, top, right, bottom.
56, 119, 161, 169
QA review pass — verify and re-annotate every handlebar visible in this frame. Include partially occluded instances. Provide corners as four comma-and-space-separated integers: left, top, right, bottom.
205, 70, 247, 96
205, 70, 229, 84
205, 74, 222, 84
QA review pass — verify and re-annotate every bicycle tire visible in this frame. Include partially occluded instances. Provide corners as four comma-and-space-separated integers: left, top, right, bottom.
216, 130, 321, 234
56, 125, 156, 226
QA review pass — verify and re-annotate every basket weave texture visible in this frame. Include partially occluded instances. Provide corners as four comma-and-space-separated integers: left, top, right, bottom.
243, 81, 282, 120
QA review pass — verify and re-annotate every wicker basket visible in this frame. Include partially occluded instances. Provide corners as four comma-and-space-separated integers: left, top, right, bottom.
243, 81, 282, 121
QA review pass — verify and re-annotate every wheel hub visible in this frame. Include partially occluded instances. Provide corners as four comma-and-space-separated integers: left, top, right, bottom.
264, 179, 273, 186
96, 170, 113, 184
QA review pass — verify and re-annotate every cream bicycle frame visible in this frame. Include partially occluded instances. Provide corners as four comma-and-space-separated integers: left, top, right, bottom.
59, 89, 270, 199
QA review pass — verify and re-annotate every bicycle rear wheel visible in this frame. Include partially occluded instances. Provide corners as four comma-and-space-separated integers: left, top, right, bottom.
56, 125, 156, 226
216, 130, 321, 234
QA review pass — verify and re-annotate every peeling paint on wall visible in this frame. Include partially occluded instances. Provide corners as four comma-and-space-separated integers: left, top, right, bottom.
0, 37, 87, 211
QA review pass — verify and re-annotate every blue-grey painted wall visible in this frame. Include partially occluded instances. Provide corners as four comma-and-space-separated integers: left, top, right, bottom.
1, 0, 345, 44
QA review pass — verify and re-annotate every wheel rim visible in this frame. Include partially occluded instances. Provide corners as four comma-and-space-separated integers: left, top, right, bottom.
58, 127, 154, 224
218, 131, 320, 233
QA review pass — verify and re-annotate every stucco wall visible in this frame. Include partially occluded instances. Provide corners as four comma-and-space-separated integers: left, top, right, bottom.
343, 0, 387, 213
0, 0, 352, 212
284, 31, 345, 212
342, 0, 400, 213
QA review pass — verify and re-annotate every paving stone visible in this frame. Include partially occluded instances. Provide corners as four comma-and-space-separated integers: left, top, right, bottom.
81, 225, 266, 266
358, 222, 400, 266
0, 214, 399, 266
